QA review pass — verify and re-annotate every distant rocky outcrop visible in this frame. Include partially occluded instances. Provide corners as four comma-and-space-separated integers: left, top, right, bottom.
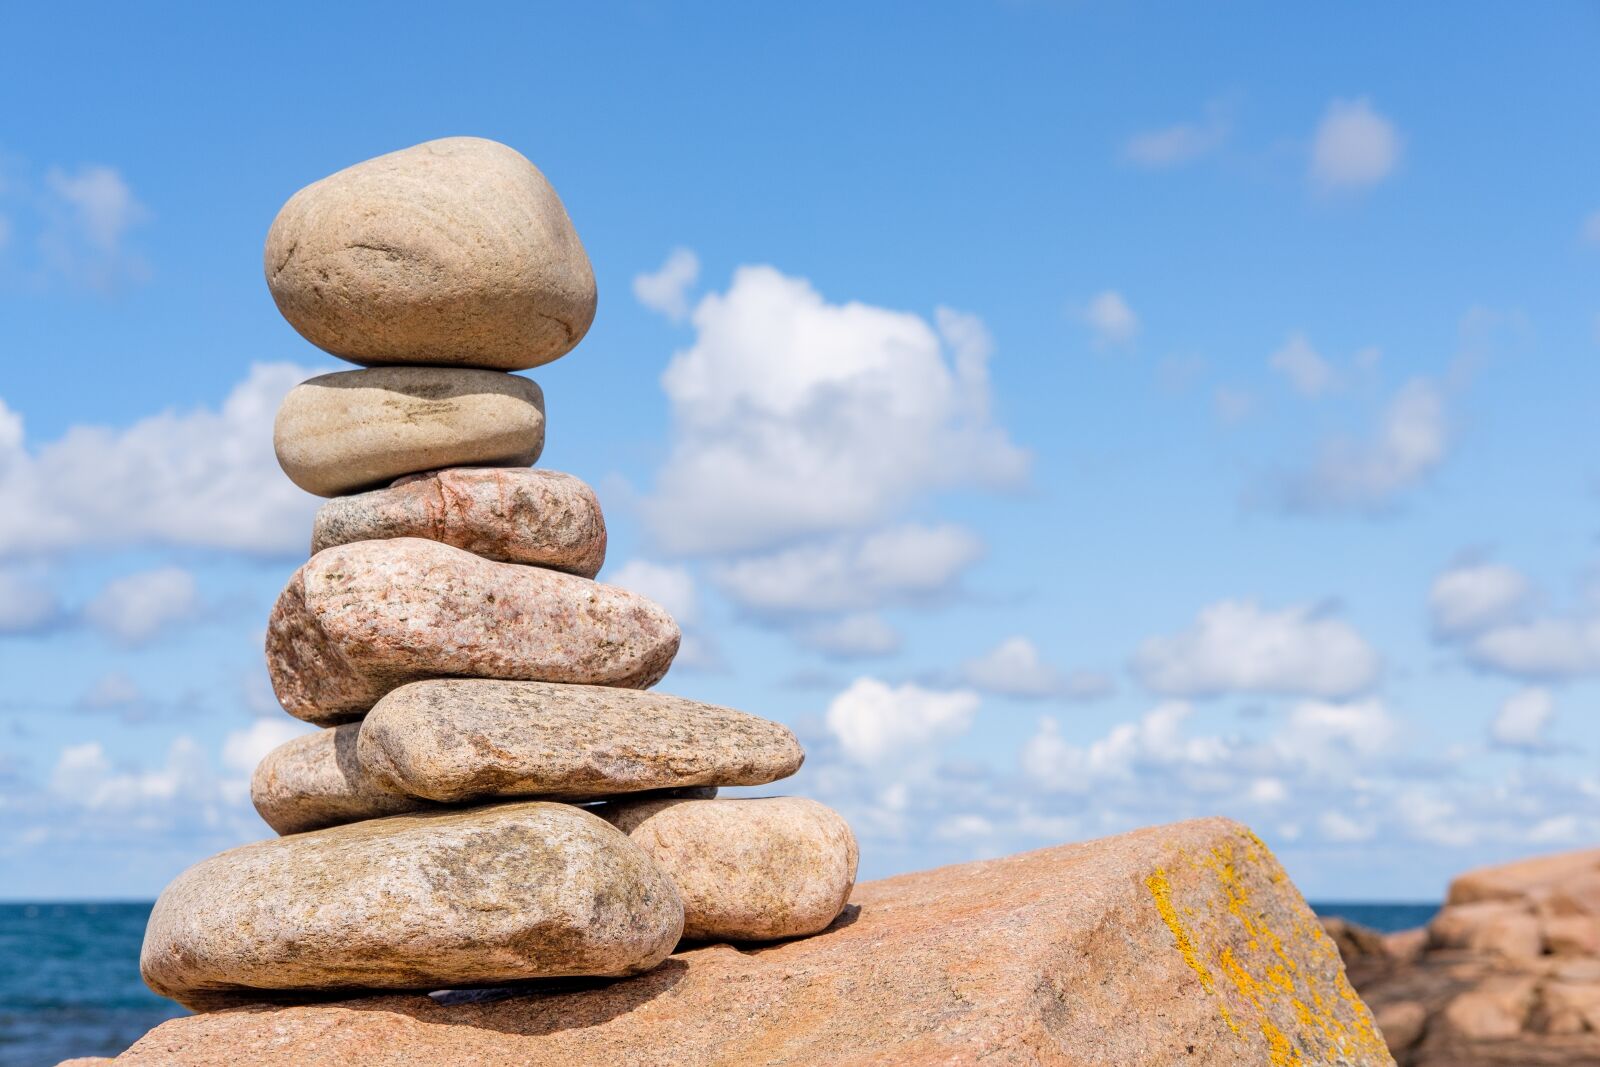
1327, 846, 1600, 1066
105, 818, 1393, 1066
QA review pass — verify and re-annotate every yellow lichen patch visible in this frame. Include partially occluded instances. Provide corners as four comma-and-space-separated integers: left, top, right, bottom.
1145, 867, 1216, 997
1148, 834, 1393, 1063
1260, 1020, 1303, 1067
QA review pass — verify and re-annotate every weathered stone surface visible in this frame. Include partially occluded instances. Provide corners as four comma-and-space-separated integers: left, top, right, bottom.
1447, 848, 1600, 906
1330, 845, 1600, 1066
1439, 977, 1537, 1040
598, 796, 855, 942
357, 679, 802, 804
140, 802, 682, 1012
118, 818, 1394, 1066
266, 538, 680, 725
251, 724, 437, 835
311, 468, 605, 577
1542, 915, 1600, 956
274, 368, 545, 497
264, 136, 596, 372
1373, 1001, 1427, 1056
1428, 901, 1531, 950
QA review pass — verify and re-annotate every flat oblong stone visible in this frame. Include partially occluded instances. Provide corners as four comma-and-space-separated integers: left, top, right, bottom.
311, 468, 606, 577
264, 136, 596, 372
274, 368, 545, 497
598, 796, 858, 942
140, 802, 683, 1011
357, 679, 805, 804
266, 538, 680, 725
252, 724, 438, 835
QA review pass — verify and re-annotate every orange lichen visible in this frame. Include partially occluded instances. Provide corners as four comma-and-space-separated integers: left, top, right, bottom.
1145, 867, 1216, 997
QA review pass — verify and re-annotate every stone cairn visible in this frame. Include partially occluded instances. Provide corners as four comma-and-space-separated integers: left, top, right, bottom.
140, 137, 859, 1011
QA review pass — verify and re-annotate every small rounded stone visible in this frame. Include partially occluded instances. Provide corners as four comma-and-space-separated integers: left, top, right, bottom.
273, 367, 545, 497
264, 136, 596, 371
251, 724, 437, 836
598, 796, 858, 942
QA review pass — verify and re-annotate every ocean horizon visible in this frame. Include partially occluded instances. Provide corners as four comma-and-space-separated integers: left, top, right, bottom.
0, 898, 1439, 1066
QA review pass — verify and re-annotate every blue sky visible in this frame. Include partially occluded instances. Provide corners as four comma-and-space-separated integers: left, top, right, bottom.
2, 2, 1599, 900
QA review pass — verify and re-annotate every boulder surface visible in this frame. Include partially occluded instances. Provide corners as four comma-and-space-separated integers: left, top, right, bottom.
1329, 845, 1600, 1066
273, 368, 545, 497
266, 538, 681, 724
119, 817, 1391, 1066
140, 802, 683, 1011
358, 679, 803, 804
311, 467, 606, 576
264, 136, 596, 371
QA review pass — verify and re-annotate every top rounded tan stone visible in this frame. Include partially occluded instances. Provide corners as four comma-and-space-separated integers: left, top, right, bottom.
264, 137, 596, 371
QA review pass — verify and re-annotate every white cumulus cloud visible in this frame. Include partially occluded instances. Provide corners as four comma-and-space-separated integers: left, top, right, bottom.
796, 612, 903, 658
1429, 561, 1531, 637
825, 677, 980, 765
711, 523, 982, 615
0, 362, 320, 558
632, 247, 701, 322
1310, 98, 1402, 191
962, 636, 1068, 699
642, 267, 1026, 555
1277, 378, 1448, 513
83, 566, 200, 645
1490, 688, 1555, 752
0, 567, 64, 633
1133, 600, 1380, 699
1470, 617, 1600, 680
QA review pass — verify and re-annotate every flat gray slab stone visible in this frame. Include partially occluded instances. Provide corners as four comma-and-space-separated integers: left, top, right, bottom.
266, 538, 681, 724
140, 801, 683, 1011
357, 679, 805, 804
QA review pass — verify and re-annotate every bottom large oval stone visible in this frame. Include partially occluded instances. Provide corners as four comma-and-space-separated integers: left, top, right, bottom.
598, 796, 857, 942
141, 802, 684, 1010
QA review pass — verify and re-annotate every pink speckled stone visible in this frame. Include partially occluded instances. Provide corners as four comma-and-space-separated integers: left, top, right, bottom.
266, 538, 680, 725
311, 468, 606, 577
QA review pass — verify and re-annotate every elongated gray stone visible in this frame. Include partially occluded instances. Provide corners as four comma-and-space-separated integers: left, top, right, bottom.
251, 724, 437, 835
311, 468, 606, 577
273, 367, 545, 497
599, 796, 858, 943
140, 802, 683, 1011
356, 679, 804, 804
266, 538, 680, 725
264, 136, 596, 372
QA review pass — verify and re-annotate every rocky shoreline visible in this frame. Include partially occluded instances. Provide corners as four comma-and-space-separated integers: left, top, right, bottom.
1328, 846, 1600, 1065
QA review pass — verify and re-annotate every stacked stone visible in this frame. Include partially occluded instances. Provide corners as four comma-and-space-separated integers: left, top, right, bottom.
140, 137, 858, 1012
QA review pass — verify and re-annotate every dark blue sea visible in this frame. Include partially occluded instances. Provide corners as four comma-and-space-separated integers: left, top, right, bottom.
0, 903, 184, 1067
0, 900, 1438, 1066
1309, 901, 1438, 933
